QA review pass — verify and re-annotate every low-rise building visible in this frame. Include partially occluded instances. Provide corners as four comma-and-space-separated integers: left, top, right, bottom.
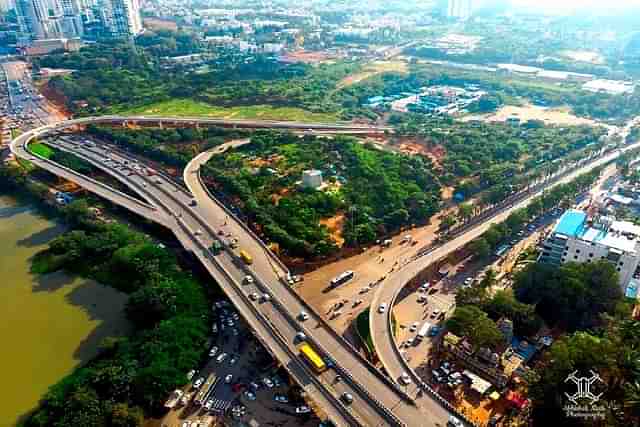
302, 169, 323, 189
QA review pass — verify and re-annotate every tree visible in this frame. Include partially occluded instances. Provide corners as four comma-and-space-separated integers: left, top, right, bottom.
514, 261, 622, 331
470, 238, 491, 259
458, 202, 474, 223
110, 403, 143, 427
446, 306, 504, 351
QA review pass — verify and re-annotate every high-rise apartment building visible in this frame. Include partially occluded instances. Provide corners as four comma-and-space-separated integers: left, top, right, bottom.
109, 0, 141, 37
16, 0, 141, 41
447, 0, 474, 20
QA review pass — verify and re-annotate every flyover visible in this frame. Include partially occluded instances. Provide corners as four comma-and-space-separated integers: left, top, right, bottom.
369, 116, 640, 402
48, 114, 392, 134
10, 117, 452, 427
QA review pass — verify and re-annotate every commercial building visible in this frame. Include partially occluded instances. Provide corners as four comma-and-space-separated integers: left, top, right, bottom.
540, 209, 640, 294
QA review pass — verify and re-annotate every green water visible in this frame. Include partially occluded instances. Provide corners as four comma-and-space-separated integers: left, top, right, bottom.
0, 195, 130, 426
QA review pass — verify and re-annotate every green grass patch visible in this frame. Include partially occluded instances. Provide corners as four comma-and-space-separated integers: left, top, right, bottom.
29, 143, 54, 159
355, 308, 376, 358
117, 99, 340, 123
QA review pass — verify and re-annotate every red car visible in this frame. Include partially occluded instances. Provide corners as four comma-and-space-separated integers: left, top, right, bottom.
232, 383, 246, 393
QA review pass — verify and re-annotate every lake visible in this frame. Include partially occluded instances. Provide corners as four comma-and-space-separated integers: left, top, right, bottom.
0, 195, 129, 426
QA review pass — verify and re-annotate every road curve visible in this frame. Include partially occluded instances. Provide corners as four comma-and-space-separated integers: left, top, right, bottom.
369, 124, 640, 404
10, 117, 453, 427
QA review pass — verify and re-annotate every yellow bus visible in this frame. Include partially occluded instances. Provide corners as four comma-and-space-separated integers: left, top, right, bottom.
299, 343, 327, 373
239, 249, 253, 265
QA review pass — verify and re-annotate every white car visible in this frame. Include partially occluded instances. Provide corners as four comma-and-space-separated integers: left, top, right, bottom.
378, 303, 387, 313
298, 311, 309, 321
216, 352, 228, 363
204, 399, 213, 410
225, 374, 233, 384
244, 275, 254, 284
263, 377, 274, 388
193, 377, 204, 389
244, 391, 256, 401
209, 346, 218, 357
409, 322, 419, 333
249, 292, 259, 301
296, 406, 311, 414
400, 373, 412, 385
448, 415, 464, 427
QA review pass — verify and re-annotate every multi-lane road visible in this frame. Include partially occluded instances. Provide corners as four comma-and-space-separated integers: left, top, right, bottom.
12, 107, 636, 427
10, 119, 452, 427
368, 116, 640, 400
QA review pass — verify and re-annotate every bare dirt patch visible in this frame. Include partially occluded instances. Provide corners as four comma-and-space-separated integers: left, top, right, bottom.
279, 50, 334, 64
462, 103, 600, 127
320, 213, 346, 247
143, 18, 178, 31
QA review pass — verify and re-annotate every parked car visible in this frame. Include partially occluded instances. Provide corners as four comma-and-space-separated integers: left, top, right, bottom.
263, 377, 274, 388
274, 395, 289, 403
225, 374, 233, 384
244, 391, 256, 401
193, 377, 204, 389
216, 353, 228, 363
186, 369, 196, 380
378, 303, 387, 313
298, 311, 309, 321
296, 406, 311, 414
209, 346, 218, 357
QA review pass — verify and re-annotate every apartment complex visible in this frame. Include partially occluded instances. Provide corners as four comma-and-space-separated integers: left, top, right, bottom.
15, 0, 141, 42
540, 209, 640, 295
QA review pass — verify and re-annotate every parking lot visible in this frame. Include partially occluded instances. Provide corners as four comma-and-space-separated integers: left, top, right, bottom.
391, 208, 566, 374
159, 298, 321, 427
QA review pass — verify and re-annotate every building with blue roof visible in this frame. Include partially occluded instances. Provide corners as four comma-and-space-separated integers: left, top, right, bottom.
540, 209, 640, 295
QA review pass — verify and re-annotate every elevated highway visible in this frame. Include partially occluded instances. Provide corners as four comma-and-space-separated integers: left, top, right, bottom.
10, 117, 452, 427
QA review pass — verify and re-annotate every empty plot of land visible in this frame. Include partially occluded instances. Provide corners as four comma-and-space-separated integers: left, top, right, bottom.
337, 60, 408, 89
462, 104, 600, 127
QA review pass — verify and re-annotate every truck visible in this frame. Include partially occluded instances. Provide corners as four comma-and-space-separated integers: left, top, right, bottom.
438, 263, 452, 278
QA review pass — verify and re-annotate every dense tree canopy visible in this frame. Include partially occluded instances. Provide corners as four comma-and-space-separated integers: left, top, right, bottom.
25, 202, 210, 426
514, 261, 623, 331
202, 131, 441, 257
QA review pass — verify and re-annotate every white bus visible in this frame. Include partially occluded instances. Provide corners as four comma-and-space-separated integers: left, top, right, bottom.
416, 322, 431, 342
329, 270, 355, 288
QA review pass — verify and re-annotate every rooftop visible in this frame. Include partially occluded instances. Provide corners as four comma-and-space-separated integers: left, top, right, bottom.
554, 209, 587, 238
554, 210, 640, 254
